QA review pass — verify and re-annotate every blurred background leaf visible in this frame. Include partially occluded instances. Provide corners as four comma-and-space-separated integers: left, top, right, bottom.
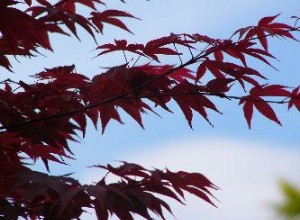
275, 180, 300, 220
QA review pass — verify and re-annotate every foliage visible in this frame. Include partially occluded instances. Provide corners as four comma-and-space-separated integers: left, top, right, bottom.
0, 0, 299, 219
275, 181, 300, 220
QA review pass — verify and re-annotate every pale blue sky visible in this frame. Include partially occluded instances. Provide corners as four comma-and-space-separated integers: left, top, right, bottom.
3, 1, 300, 219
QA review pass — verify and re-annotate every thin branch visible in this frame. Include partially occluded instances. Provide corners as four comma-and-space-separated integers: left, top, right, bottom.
0, 90, 290, 131
122, 51, 128, 63
184, 35, 195, 59
132, 55, 142, 67
173, 43, 183, 65
124, 91, 289, 104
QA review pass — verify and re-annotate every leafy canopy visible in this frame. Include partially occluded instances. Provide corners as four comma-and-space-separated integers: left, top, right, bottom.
0, 0, 299, 219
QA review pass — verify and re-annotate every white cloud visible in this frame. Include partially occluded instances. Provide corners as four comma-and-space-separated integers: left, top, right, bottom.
81, 136, 300, 220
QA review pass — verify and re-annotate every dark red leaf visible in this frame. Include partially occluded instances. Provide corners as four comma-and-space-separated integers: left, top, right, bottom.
240, 96, 281, 128
258, 14, 280, 26
288, 87, 300, 111
242, 100, 253, 129
254, 100, 282, 126
24, 0, 32, 5
196, 62, 207, 82
206, 78, 235, 93
91, 10, 137, 34
250, 84, 291, 97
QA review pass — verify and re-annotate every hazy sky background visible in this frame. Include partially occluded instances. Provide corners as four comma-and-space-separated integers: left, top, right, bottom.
4, 1, 300, 219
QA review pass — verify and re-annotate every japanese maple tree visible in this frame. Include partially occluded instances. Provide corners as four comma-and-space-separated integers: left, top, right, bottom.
0, 0, 299, 219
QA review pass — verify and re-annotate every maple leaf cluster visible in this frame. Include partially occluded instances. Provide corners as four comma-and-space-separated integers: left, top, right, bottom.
0, 0, 299, 219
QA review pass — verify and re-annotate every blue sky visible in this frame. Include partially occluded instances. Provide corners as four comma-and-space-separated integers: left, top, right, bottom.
5, 1, 300, 219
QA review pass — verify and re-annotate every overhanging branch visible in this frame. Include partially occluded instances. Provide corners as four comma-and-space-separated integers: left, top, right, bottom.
0, 27, 298, 131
